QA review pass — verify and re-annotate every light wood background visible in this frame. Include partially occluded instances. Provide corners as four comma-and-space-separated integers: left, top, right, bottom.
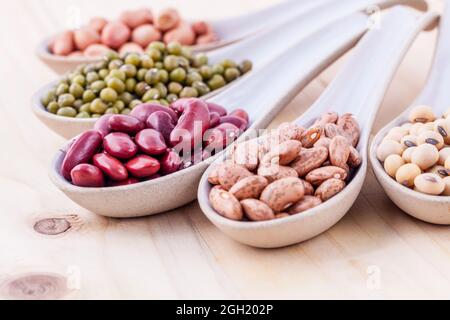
1, 0, 449, 300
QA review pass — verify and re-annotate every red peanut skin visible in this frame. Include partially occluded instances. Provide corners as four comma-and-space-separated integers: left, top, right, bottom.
108, 115, 144, 135
192, 21, 211, 36
52, 31, 74, 56
108, 177, 140, 187
170, 99, 210, 148
94, 114, 114, 138
126, 155, 160, 178
155, 8, 181, 31
146, 111, 176, 144
219, 116, 248, 131
70, 164, 104, 188
163, 23, 196, 45
229, 109, 249, 123
101, 21, 131, 50
160, 150, 182, 175
103, 132, 138, 159
61, 130, 102, 180
130, 103, 178, 122
206, 102, 227, 116
93, 153, 128, 181
205, 123, 240, 148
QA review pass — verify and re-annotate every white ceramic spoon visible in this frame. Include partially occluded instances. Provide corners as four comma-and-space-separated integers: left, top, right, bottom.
36, 0, 427, 74
33, 0, 425, 140
50, 13, 370, 218
370, 2, 450, 225
198, 7, 439, 248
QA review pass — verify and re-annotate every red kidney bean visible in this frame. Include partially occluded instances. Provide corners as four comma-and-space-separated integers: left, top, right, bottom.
206, 102, 227, 116
125, 155, 160, 178
220, 115, 248, 131
61, 130, 102, 180
109, 115, 144, 135
160, 150, 182, 175
130, 103, 178, 123
204, 123, 240, 148
70, 164, 104, 188
94, 114, 113, 138
146, 111, 176, 144
135, 129, 167, 155
209, 112, 221, 128
169, 98, 194, 115
93, 153, 128, 181
229, 109, 249, 123
170, 99, 210, 148
103, 132, 138, 159
108, 177, 140, 187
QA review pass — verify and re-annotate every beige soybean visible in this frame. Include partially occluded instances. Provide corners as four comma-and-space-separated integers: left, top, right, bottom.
402, 147, 416, 163
376, 139, 404, 162
385, 126, 407, 142
400, 135, 418, 148
434, 118, 450, 144
395, 163, 421, 187
427, 165, 449, 179
417, 130, 444, 150
384, 154, 405, 178
414, 173, 445, 195
409, 123, 424, 136
438, 147, 450, 165
411, 144, 439, 170
418, 122, 436, 135
408, 105, 435, 123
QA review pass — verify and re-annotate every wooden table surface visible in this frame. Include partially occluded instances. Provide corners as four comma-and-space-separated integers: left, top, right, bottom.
1, 0, 449, 300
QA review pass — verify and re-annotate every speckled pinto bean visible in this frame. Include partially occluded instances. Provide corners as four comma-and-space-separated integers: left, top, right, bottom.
257, 164, 298, 183
217, 162, 253, 190
337, 113, 360, 147
314, 112, 339, 126
241, 199, 275, 221
305, 166, 348, 187
302, 179, 315, 196
260, 177, 305, 212
287, 196, 322, 214
232, 140, 259, 171
229, 176, 268, 200
261, 140, 302, 166
314, 137, 331, 149
278, 122, 305, 141
348, 146, 362, 168
315, 178, 346, 201
324, 123, 345, 139
290, 147, 328, 177
61, 130, 103, 180
329, 136, 351, 169
209, 186, 243, 221
300, 127, 322, 148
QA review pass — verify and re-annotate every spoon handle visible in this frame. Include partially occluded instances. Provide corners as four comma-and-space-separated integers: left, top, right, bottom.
210, 14, 368, 125
414, 2, 450, 112
298, 7, 438, 143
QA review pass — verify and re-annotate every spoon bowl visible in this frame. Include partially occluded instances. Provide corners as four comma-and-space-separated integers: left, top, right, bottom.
370, 2, 450, 225
49, 13, 371, 218
198, 7, 439, 248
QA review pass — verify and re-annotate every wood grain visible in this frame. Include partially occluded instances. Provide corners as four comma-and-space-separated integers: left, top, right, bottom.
0, 0, 449, 300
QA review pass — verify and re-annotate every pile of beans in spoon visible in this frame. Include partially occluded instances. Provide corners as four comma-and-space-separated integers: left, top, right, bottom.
60, 99, 249, 187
